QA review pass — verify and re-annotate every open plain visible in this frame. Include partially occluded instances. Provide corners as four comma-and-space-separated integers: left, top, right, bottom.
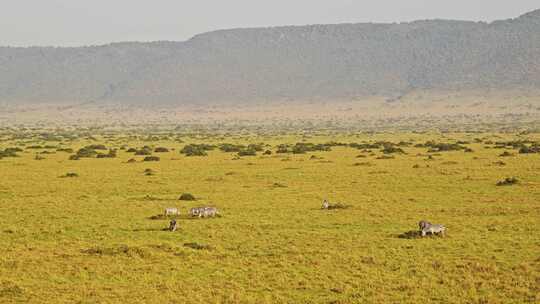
0, 126, 539, 303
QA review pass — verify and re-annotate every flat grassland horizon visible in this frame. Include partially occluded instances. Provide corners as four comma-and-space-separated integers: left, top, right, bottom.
0, 124, 539, 303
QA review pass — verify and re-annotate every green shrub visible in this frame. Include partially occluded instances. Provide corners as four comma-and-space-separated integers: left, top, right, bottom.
56, 148, 74, 153
499, 151, 514, 157
219, 143, 245, 152
179, 193, 196, 201
237, 149, 257, 156
96, 149, 117, 158
134, 146, 153, 156
382, 145, 404, 154
60, 172, 79, 178
181, 144, 214, 156
154, 147, 169, 153
519, 145, 540, 154
0, 148, 19, 158
143, 156, 160, 162
86, 144, 107, 150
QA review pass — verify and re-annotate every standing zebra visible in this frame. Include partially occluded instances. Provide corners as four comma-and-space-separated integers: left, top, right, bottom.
418, 220, 432, 231
322, 200, 330, 209
169, 219, 178, 232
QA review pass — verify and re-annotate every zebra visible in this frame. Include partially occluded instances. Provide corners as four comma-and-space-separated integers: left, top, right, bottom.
164, 207, 179, 216
418, 220, 432, 231
190, 207, 204, 217
199, 207, 218, 218
421, 224, 446, 237
168, 219, 178, 232
322, 200, 330, 209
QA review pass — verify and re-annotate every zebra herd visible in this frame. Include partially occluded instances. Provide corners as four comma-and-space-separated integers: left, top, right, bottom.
164, 206, 219, 231
166, 201, 447, 236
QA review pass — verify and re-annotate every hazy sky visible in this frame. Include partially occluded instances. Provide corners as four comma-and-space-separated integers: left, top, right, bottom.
1, 0, 539, 47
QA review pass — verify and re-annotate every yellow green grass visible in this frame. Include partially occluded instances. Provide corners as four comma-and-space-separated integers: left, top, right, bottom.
0, 131, 539, 303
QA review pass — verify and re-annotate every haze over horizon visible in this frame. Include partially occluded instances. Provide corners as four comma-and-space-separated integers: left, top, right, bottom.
1, 0, 539, 47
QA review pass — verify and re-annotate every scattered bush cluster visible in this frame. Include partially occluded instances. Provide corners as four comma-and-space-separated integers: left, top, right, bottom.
180, 144, 215, 156
276, 142, 332, 154
143, 156, 160, 162
70, 145, 116, 160
219, 143, 264, 157
0, 147, 22, 158
416, 141, 467, 152
134, 146, 153, 156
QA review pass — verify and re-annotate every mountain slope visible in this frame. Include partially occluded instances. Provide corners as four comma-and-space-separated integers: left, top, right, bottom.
1, 10, 539, 105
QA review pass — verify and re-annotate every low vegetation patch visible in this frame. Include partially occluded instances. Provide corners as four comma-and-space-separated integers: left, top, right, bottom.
180, 144, 215, 156
143, 156, 160, 162
59, 172, 79, 178
184, 242, 213, 250
82, 245, 150, 258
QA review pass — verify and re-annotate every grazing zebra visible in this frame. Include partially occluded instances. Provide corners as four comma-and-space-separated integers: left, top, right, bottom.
190, 207, 204, 217
421, 224, 446, 237
164, 207, 179, 216
322, 200, 330, 209
169, 219, 178, 232
199, 207, 218, 218
418, 220, 432, 231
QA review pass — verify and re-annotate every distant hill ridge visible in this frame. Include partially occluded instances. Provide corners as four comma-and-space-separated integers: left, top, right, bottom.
1, 9, 539, 105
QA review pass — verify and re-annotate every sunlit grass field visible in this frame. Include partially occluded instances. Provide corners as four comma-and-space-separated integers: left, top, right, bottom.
0, 131, 539, 303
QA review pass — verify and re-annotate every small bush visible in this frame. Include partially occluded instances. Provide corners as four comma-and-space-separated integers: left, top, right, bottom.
143, 156, 160, 162
263, 150, 272, 155
499, 151, 514, 157
181, 144, 213, 156
327, 203, 350, 210
34, 154, 45, 160
519, 145, 540, 154
237, 149, 257, 156
219, 143, 245, 152
179, 193, 196, 201
86, 144, 107, 150
144, 169, 156, 175
154, 147, 169, 153
0, 148, 19, 158
60, 172, 79, 178
135, 147, 153, 156
96, 149, 117, 158
56, 148, 74, 153
382, 146, 404, 154
353, 162, 373, 167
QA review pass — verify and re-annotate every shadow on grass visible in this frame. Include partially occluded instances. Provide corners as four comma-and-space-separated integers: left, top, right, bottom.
397, 230, 447, 239
148, 214, 223, 220
184, 242, 213, 250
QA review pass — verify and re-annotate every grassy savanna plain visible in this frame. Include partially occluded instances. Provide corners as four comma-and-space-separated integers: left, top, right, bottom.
0, 129, 539, 303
